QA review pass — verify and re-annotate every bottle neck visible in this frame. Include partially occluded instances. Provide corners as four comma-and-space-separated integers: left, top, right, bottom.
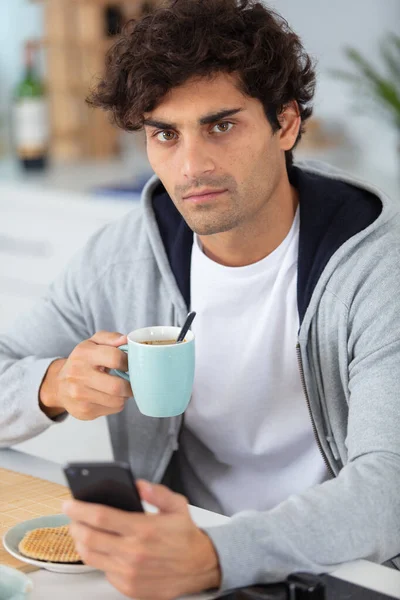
24, 66, 35, 81
24, 43, 36, 80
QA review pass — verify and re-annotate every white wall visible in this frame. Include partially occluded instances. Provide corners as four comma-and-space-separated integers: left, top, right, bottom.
269, 0, 400, 177
269, 0, 399, 70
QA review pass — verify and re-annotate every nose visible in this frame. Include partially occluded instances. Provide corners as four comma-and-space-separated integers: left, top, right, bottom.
180, 136, 215, 180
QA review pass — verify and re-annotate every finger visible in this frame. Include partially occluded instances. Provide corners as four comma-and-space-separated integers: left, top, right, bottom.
136, 480, 189, 515
70, 522, 147, 564
90, 331, 127, 346
70, 523, 165, 577
81, 344, 129, 372
65, 400, 126, 420
70, 522, 119, 554
74, 542, 127, 575
64, 376, 131, 410
86, 370, 132, 399
70, 390, 128, 412
63, 500, 148, 535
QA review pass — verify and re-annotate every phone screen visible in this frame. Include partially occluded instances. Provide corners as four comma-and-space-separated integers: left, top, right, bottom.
63, 461, 144, 512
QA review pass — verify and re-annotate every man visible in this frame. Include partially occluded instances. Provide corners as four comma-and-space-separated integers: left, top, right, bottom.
1, 1, 399, 598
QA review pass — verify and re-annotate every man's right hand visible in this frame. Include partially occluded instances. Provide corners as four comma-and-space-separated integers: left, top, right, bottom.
39, 331, 133, 420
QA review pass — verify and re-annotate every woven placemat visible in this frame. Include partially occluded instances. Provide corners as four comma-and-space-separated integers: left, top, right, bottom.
0, 467, 71, 573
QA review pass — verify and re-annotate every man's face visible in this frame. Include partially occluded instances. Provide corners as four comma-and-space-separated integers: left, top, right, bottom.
143, 73, 291, 236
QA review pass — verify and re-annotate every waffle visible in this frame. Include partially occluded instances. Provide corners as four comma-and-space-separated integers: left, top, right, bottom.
18, 525, 82, 563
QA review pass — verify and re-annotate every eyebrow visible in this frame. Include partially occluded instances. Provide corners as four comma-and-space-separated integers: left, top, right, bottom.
142, 108, 244, 130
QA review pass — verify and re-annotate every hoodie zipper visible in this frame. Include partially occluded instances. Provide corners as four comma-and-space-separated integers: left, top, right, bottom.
296, 342, 335, 478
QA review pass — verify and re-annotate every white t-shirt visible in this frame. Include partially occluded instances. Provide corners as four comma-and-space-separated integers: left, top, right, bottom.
179, 209, 327, 516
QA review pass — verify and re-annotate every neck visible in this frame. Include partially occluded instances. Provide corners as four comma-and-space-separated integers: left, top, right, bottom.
198, 174, 298, 267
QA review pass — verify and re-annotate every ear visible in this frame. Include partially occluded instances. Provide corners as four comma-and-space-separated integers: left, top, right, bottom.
277, 101, 301, 151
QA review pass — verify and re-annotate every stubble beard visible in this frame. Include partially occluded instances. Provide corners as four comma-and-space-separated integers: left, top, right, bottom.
177, 196, 244, 236
173, 174, 243, 235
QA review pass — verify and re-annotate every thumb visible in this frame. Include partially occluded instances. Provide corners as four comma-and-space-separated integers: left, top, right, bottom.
90, 330, 127, 347
136, 480, 189, 515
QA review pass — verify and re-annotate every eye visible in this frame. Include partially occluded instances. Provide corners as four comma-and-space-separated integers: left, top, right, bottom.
155, 130, 176, 142
211, 122, 234, 134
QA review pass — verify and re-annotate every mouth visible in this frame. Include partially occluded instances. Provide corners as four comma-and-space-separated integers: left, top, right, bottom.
182, 189, 227, 203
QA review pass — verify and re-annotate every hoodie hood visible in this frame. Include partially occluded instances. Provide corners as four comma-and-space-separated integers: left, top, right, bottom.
141, 160, 387, 325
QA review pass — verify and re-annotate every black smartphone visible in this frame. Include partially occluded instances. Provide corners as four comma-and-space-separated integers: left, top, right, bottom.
63, 461, 144, 512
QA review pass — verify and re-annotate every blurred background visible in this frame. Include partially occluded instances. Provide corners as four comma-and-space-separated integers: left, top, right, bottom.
0, 0, 399, 462
1, 1, 399, 191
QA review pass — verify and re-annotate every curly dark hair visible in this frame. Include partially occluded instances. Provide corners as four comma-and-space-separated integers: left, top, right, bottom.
88, 0, 316, 169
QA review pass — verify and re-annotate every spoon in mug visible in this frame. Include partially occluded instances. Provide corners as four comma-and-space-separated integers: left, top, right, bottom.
176, 311, 196, 343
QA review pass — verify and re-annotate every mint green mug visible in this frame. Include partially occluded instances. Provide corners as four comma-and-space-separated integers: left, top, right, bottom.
113, 325, 195, 417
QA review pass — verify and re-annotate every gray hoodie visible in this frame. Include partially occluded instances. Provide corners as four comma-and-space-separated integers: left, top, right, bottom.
0, 161, 399, 589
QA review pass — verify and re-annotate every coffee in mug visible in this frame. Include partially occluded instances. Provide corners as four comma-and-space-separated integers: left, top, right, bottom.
112, 326, 194, 417
140, 339, 186, 345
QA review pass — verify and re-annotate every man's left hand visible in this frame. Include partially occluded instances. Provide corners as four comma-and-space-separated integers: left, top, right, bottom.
63, 480, 221, 600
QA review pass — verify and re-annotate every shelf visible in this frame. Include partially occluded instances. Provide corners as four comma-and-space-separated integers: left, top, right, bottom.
30, 0, 153, 160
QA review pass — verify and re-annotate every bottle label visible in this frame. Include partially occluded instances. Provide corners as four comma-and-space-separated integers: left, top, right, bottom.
14, 98, 48, 158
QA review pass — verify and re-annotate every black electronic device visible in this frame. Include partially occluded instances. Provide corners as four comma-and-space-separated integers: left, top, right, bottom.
215, 571, 398, 600
63, 461, 144, 512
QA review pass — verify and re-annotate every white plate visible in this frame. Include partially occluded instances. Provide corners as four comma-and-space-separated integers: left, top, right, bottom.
2, 514, 97, 573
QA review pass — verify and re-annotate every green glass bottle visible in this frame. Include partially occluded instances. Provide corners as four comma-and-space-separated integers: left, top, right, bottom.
13, 41, 48, 171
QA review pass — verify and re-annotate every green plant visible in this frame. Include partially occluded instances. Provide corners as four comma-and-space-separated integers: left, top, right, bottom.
331, 33, 400, 129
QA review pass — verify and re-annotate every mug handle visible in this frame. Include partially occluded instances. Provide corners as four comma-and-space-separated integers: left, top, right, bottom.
112, 344, 130, 381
